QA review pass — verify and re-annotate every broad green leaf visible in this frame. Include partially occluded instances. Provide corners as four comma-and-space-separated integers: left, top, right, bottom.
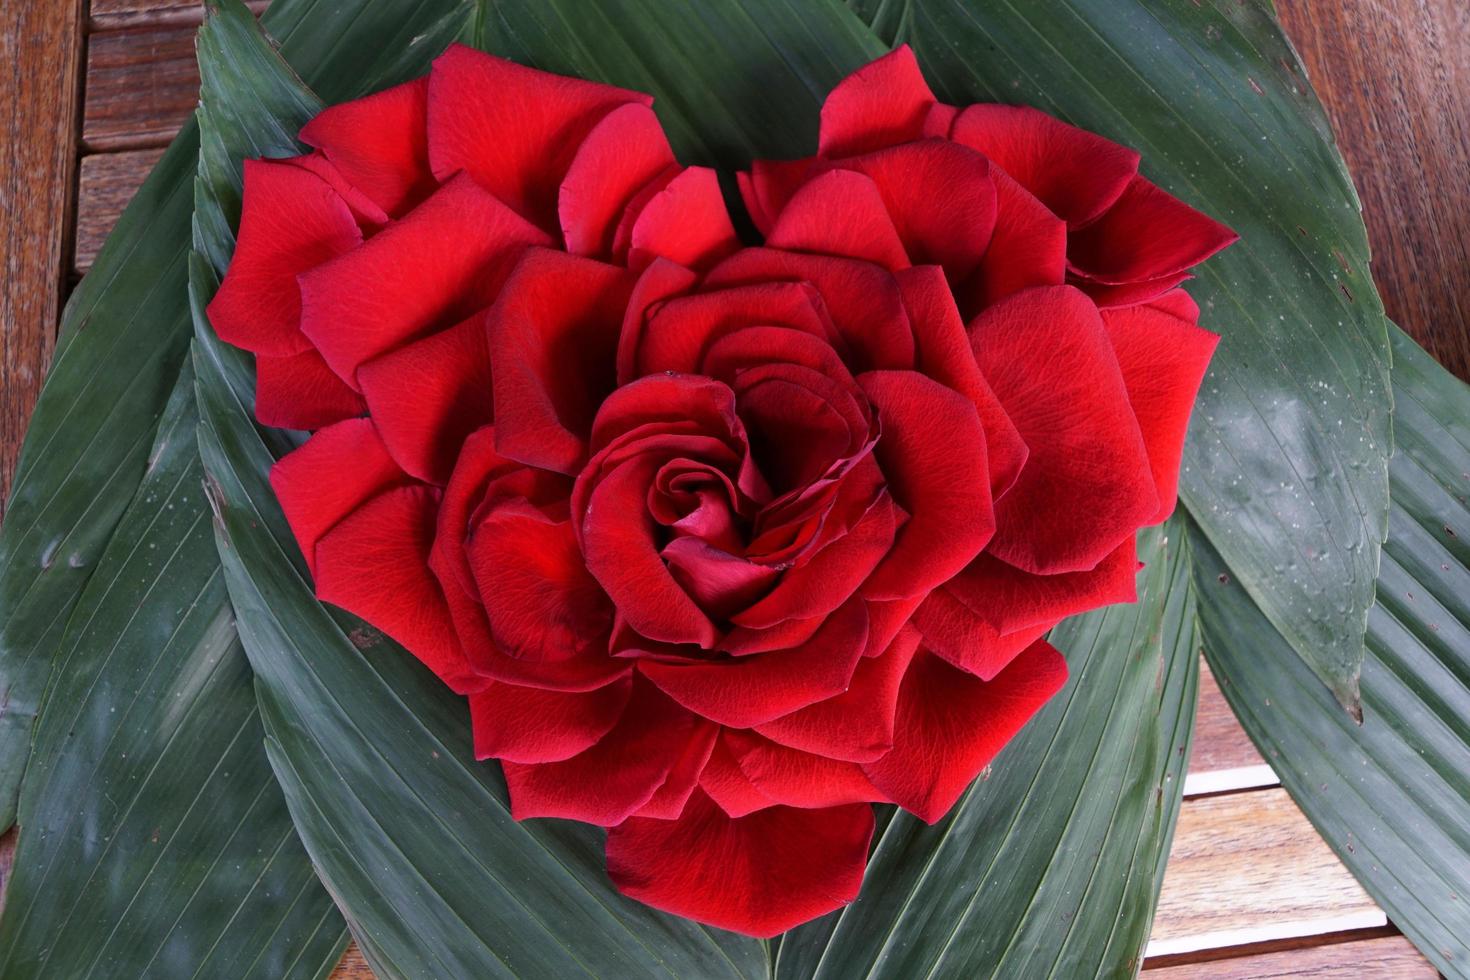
890, 0, 1391, 714
772, 521, 1198, 979
0, 0, 474, 832
190, 5, 766, 976
471, 0, 883, 167
1195, 328, 1470, 978
0, 362, 345, 980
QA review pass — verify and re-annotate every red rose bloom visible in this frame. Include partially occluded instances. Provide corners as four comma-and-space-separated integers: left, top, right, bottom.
215, 44, 1234, 938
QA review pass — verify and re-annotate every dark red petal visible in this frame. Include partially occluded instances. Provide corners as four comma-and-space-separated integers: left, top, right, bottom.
838, 140, 997, 281
949, 538, 1139, 638
254, 350, 366, 431
632, 722, 719, 820
298, 77, 434, 217
558, 102, 675, 258
706, 248, 916, 372
503, 680, 697, 824
1100, 303, 1219, 522
628, 166, 739, 272
1081, 272, 1192, 310
969, 167, 1068, 310
896, 266, 1027, 496
607, 790, 874, 938
756, 625, 921, 763
725, 730, 884, 808
640, 599, 869, 728
582, 457, 721, 648
765, 169, 911, 271
1148, 288, 1201, 321
698, 734, 775, 817
287, 152, 390, 227
314, 484, 484, 693
971, 286, 1157, 574
858, 370, 994, 599
357, 311, 494, 485
488, 249, 633, 474
736, 158, 815, 235
662, 537, 779, 621
911, 588, 1049, 681
208, 159, 361, 357
735, 492, 897, 628
634, 279, 830, 378
468, 500, 614, 663
616, 259, 699, 385
819, 45, 937, 157
949, 104, 1140, 227
469, 676, 632, 763
864, 643, 1067, 822
270, 419, 407, 576
1068, 175, 1239, 284
428, 43, 650, 229
299, 173, 551, 386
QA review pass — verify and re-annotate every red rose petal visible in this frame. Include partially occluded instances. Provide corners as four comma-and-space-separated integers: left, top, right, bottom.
950, 104, 1140, 227
766, 169, 911, 271
698, 734, 774, 818
299, 172, 551, 387
502, 680, 697, 824
1101, 302, 1219, 523
606, 790, 873, 938
864, 643, 1067, 822
616, 259, 699, 385
662, 537, 779, 621
558, 102, 675, 258
837, 140, 997, 281
1082, 272, 1193, 310
298, 77, 434, 217
970, 286, 1157, 574
756, 625, 921, 763
487, 248, 633, 474
1148, 287, 1201, 321
640, 599, 869, 728
628, 166, 739, 272
469, 675, 632, 763
357, 311, 495, 485
427, 44, 650, 229
736, 158, 815, 235
253, 349, 366, 431
818, 45, 937, 157
706, 248, 916, 372
314, 484, 484, 693
949, 537, 1139, 640
725, 730, 884, 809
632, 722, 719, 820
468, 499, 615, 663
270, 418, 408, 577
970, 167, 1068, 310
895, 265, 1028, 496
911, 588, 1050, 681
207, 159, 361, 358
287, 152, 390, 227
635, 279, 832, 378
1068, 175, 1239, 285
858, 370, 994, 599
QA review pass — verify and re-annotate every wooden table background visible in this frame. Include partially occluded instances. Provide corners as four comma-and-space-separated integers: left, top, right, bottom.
2, 1, 1467, 976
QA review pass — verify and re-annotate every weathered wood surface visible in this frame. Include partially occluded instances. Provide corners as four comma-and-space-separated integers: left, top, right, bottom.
0, 1, 1462, 976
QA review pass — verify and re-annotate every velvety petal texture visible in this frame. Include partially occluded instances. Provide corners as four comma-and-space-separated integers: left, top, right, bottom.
218, 43, 1233, 939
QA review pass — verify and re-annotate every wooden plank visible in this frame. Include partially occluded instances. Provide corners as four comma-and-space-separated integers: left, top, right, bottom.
89, 0, 269, 33
1185, 658, 1278, 796
1147, 788, 1384, 959
1144, 935, 1435, 978
1277, 0, 1470, 381
0, 0, 86, 518
83, 24, 199, 151
74, 149, 164, 273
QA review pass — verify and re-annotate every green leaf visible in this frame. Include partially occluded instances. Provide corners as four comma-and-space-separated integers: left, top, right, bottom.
189, 4, 767, 976
471, 0, 883, 167
1195, 328, 1470, 978
771, 521, 1198, 979
0, 0, 474, 833
893, 0, 1391, 714
0, 361, 346, 980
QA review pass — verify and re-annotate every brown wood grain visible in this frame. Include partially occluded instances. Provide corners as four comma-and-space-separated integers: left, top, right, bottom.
1277, 0, 1470, 381
75, 149, 164, 272
83, 24, 199, 151
1145, 935, 1436, 978
0, 0, 85, 518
